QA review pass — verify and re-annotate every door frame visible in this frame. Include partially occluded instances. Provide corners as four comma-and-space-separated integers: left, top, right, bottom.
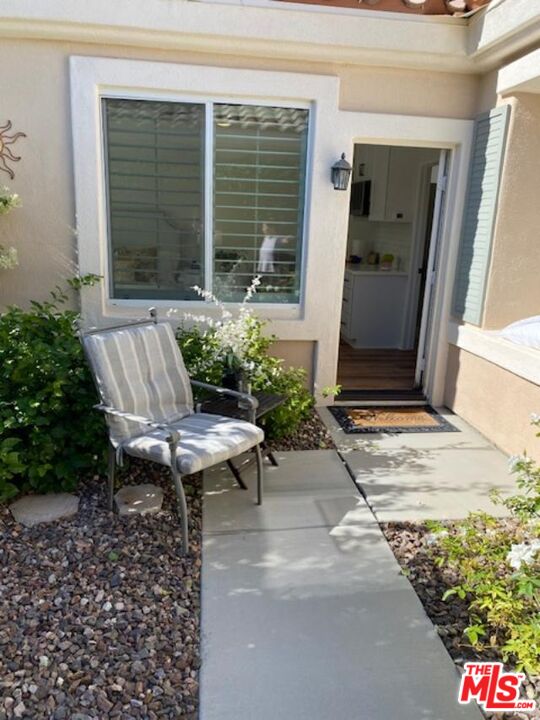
402, 160, 439, 351
333, 112, 474, 406
414, 150, 450, 388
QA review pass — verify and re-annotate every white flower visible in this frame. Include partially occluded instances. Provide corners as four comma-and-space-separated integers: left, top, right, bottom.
0, 187, 21, 216
530, 413, 540, 425
0, 245, 18, 270
508, 454, 526, 472
506, 541, 540, 570
425, 530, 449, 545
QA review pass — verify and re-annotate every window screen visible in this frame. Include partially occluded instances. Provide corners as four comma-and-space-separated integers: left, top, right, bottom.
103, 98, 309, 304
213, 104, 308, 303
103, 98, 205, 300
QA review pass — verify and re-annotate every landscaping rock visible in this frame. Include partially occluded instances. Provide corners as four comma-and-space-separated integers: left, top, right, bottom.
0, 460, 201, 719
9, 493, 79, 527
268, 409, 335, 452
115, 484, 164, 516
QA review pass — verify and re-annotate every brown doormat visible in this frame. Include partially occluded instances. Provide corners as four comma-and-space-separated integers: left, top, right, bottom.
329, 406, 459, 434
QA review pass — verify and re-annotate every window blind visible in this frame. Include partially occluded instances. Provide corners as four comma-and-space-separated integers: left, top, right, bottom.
103, 98, 205, 300
213, 104, 309, 303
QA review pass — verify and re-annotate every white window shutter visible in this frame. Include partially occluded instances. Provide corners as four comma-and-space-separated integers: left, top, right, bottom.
453, 105, 510, 325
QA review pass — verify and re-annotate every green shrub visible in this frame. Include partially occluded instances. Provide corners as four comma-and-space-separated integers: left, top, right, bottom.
176, 285, 314, 439
427, 415, 540, 674
0, 279, 105, 501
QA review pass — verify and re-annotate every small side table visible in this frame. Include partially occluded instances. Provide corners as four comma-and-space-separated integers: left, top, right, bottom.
199, 391, 286, 489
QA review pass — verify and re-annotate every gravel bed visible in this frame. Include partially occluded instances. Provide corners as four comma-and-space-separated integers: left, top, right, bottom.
383, 521, 539, 720
0, 460, 201, 720
267, 409, 336, 452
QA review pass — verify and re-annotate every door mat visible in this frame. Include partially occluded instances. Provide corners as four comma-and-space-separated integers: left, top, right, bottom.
329, 406, 459, 434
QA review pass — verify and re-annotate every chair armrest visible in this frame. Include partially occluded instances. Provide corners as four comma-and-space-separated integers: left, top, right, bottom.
190, 380, 259, 410
94, 404, 180, 443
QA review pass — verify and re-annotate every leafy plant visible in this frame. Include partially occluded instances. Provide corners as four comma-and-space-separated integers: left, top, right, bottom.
322, 384, 342, 399
0, 245, 18, 270
176, 279, 314, 439
0, 277, 105, 500
0, 186, 21, 270
0, 186, 21, 216
426, 415, 540, 675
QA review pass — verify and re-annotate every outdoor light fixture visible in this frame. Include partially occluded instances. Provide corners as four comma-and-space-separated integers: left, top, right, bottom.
331, 153, 352, 191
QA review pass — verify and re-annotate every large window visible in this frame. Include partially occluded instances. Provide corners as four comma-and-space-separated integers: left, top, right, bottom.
103, 98, 309, 303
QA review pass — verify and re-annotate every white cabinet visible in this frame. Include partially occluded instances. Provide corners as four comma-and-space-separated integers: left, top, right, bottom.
341, 269, 409, 348
353, 145, 415, 223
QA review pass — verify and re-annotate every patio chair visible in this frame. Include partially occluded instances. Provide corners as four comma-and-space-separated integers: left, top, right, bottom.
80, 311, 264, 552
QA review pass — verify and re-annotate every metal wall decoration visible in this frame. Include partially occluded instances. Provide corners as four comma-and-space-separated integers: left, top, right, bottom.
0, 120, 26, 179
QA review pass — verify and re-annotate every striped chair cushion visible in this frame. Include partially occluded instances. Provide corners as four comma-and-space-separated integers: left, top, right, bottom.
122, 412, 264, 475
83, 322, 193, 444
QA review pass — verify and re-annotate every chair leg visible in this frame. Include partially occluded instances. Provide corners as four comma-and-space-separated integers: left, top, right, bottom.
171, 465, 189, 553
107, 443, 116, 512
255, 444, 264, 506
226, 459, 248, 490
261, 441, 279, 467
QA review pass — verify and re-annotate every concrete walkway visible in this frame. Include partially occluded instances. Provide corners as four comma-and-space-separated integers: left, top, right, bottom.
200, 450, 482, 720
319, 407, 514, 522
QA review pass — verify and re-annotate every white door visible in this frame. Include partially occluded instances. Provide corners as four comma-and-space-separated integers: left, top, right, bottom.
414, 150, 449, 388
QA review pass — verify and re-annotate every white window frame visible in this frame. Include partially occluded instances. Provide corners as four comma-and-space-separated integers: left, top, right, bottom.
70, 57, 338, 327
101, 91, 311, 306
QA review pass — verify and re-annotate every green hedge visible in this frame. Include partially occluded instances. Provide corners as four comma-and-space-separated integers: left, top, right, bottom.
0, 284, 105, 501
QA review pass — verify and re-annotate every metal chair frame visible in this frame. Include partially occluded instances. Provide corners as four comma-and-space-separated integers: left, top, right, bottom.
79, 309, 264, 552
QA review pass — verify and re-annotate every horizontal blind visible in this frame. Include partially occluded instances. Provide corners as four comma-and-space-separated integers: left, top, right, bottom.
452, 105, 510, 324
213, 104, 309, 303
103, 99, 205, 300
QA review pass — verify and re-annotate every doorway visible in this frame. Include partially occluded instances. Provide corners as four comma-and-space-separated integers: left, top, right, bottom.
337, 144, 448, 397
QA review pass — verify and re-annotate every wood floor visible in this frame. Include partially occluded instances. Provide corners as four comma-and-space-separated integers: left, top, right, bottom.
337, 343, 417, 390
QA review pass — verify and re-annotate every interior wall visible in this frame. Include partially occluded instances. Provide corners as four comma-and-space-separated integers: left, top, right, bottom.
445, 344, 540, 462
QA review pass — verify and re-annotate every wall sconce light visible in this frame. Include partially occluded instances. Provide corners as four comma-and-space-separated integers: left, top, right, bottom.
331, 153, 352, 191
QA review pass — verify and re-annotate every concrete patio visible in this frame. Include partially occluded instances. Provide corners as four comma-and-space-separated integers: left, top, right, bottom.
319, 406, 514, 522
199, 449, 483, 720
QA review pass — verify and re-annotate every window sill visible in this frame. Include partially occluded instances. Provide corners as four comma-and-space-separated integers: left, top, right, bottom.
106, 298, 302, 322
448, 321, 540, 387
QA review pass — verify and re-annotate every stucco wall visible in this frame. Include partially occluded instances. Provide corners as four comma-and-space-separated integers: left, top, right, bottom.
481, 93, 540, 329
0, 38, 479, 312
270, 340, 315, 388
445, 344, 540, 462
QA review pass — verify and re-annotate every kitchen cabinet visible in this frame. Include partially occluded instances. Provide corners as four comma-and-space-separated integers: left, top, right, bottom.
353, 145, 416, 223
341, 267, 409, 348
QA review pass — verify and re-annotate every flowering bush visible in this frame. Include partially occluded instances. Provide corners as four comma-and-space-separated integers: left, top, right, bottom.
0, 245, 18, 270
0, 186, 21, 216
0, 186, 21, 270
427, 415, 540, 674
176, 278, 314, 439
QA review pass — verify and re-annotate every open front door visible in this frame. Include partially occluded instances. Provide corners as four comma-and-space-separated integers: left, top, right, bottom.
414, 150, 449, 389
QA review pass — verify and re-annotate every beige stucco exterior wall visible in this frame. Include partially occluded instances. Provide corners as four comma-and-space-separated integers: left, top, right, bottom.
0, 38, 479, 312
480, 92, 540, 329
270, 341, 315, 388
445, 344, 540, 462
0, 37, 479, 380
